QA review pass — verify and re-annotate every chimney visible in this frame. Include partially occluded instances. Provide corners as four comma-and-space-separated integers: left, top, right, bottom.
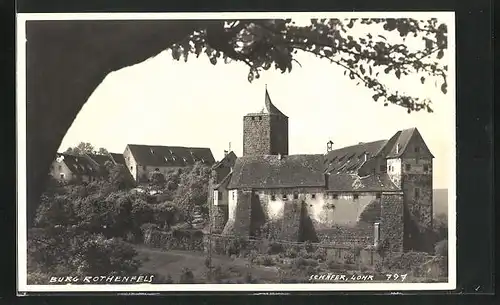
396, 143, 400, 154
223, 150, 228, 157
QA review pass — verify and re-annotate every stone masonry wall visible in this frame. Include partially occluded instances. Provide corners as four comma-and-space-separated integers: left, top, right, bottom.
380, 192, 404, 252
243, 115, 271, 156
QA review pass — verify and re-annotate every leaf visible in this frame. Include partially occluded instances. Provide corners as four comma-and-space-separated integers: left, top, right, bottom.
420, 77, 425, 84
369, 66, 373, 75
378, 35, 387, 40
395, 70, 401, 79
437, 50, 444, 60
441, 83, 447, 94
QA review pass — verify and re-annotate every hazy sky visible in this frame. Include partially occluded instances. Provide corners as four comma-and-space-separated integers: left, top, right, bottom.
59, 18, 454, 189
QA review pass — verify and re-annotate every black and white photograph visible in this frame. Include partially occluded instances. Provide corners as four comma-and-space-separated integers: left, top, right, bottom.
16, 12, 455, 292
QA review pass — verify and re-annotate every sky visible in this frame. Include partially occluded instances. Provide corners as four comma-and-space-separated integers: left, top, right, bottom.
59, 18, 455, 189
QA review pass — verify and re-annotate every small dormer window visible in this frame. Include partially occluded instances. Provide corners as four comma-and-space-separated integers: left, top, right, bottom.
396, 143, 401, 154
150, 148, 154, 154
164, 156, 169, 163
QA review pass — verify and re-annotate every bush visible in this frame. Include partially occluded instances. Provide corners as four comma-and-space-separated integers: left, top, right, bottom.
285, 247, 298, 258
266, 241, 284, 255
434, 239, 448, 257
179, 268, 195, 283
312, 247, 327, 261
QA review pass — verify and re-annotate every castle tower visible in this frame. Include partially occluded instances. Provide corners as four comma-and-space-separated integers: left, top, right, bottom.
386, 128, 434, 251
243, 87, 289, 156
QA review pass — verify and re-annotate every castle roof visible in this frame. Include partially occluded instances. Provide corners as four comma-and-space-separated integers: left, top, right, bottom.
324, 140, 388, 174
245, 88, 288, 118
226, 128, 429, 192
326, 173, 399, 192
228, 154, 326, 189
126, 144, 215, 167
212, 151, 237, 170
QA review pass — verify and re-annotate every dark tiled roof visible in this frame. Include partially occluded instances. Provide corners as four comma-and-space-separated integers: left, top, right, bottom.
212, 151, 237, 170
324, 140, 387, 174
127, 144, 215, 167
56, 153, 103, 176
385, 128, 414, 158
228, 154, 326, 189
264, 89, 287, 118
86, 154, 113, 167
326, 173, 399, 192
109, 153, 126, 165
214, 172, 232, 190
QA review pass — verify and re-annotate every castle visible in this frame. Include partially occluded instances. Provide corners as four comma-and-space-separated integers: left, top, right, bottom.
208, 89, 434, 252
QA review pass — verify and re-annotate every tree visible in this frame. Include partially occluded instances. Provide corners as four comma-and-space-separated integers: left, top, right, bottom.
97, 147, 109, 155
26, 18, 449, 227
64, 142, 95, 155
173, 162, 211, 222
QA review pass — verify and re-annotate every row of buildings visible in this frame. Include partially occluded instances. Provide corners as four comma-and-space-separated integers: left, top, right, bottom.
51, 89, 435, 252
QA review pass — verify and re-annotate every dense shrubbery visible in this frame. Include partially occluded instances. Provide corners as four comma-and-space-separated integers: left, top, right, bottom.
27, 227, 140, 283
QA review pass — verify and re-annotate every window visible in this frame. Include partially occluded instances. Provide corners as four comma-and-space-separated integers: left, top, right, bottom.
232, 191, 235, 200
60, 173, 65, 179
376, 193, 382, 199
311, 194, 316, 199
155, 168, 159, 171
414, 146, 420, 153
423, 164, 429, 172
293, 193, 299, 199
252, 116, 255, 121
405, 164, 411, 171
282, 194, 287, 200
218, 191, 223, 200
380, 165, 387, 172
143, 165, 147, 170
415, 188, 420, 199
58, 165, 62, 171
130, 166, 133, 171
353, 194, 359, 200
257, 116, 262, 121
271, 195, 276, 201
332, 194, 338, 199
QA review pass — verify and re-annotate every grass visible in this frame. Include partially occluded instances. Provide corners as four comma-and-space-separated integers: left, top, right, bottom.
134, 245, 280, 283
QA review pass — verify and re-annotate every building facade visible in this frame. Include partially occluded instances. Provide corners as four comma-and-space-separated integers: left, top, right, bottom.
209, 89, 434, 252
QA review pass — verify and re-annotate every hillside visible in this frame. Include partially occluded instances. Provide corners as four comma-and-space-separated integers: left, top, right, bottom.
433, 189, 448, 216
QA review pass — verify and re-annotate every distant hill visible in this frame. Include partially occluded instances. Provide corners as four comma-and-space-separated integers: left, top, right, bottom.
433, 189, 448, 216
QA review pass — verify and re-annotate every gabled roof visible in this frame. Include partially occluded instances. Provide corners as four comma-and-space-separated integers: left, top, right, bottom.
324, 140, 388, 174
109, 153, 126, 166
55, 153, 104, 176
127, 144, 215, 167
326, 173, 399, 192
385, 127, 434, 158
228, 154, 326, 189
212, 151, 237, 170
86, 154, 113, 167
